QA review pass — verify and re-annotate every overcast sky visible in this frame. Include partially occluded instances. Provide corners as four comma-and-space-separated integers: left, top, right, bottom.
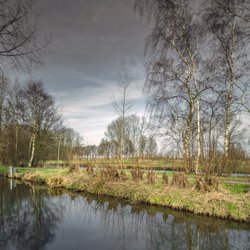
13, 0, 151, 145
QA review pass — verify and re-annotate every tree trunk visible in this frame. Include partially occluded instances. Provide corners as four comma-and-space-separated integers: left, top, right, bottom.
224, 23, 235, 160
14, 125, 18, 167
28, 133, 36, 167
194, 78, 201, 175
224, 78, 234, 158
57, 134, 62, 167
184, 97, 194, 173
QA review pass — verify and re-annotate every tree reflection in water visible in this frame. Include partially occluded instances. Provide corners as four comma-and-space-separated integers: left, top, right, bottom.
80, 194, 250, 250
0, 179, 62, 250
0, 178, 249, 250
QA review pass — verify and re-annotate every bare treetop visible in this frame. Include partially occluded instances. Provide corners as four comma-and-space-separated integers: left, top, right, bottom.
0, 0, 49, 70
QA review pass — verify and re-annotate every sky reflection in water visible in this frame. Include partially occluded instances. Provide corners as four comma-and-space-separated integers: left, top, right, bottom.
0, 178, 249, 250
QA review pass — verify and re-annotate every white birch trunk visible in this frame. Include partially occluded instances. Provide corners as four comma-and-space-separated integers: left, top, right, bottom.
57, 134, 62, 167
28, 133, 36, 167
224, 24, 235, 159
224, 80, 233, 158
194, 78, 201, 175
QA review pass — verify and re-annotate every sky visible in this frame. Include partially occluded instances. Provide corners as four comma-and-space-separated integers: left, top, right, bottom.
4, 0, 248, 150
13, 0, 151, 145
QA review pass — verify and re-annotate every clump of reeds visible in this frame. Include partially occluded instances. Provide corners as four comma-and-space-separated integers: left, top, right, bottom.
68, 164, 80, 174
172, 172, 189, 188
47, 176, 64, 188
131, 168, 144, 181
120, 170, 128, 181
195, 175, 219, 192
23, 173, 44, 183
86, 165, 94, 175
147, 171, 156, 184
100, 167, 120, 180
162, 172, 168, 185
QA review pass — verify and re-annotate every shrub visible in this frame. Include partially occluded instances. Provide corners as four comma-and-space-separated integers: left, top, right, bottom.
86, 165, 94, 175
147, 171, 156, 184
172, 172, 188, 188
162, 172, 168, 185
69, 164, 80, 174
47, 177, 64, 188
131, 168, 144, 181
195, 175, 219, 192
100, 167, 120, 180
120, 170, 128, 181
23, 173, 44, 183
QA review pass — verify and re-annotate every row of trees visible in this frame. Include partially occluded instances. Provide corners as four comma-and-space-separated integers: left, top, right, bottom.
135, 0, 250, 174
0, 76, 157, 165
100, 115, 157, 159
54, 115, 157, 161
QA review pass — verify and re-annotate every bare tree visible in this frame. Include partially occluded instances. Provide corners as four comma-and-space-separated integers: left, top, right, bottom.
205, 0, 250, 161
136, 0, 250, 175
0, 0, 48, 70
5, 82, 26, 166
19, 81, 61, 167
56, 125, 65, 167
0, 72, 9, 135
138, 0, 207, 173
113, 63, 132, 159
62, 128, 83, 163
104, 115, 154, 159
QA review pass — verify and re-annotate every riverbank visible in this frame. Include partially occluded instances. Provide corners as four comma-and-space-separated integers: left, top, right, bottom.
1, 166, 249, 222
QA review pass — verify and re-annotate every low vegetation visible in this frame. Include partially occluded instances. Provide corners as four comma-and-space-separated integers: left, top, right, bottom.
1, 166, 249, 223
224, 183, 249, 194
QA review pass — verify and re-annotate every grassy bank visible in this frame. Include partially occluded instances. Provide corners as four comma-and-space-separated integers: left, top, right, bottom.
0, 166, 249, 223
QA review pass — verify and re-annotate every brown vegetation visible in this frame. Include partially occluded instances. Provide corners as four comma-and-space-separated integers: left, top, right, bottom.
68, 164, 80, 174
162, 172, 169, 185
147, 171, 157, 184
131, 168, 144, 181
172, 172, 189, 188
195, 175, 219, 192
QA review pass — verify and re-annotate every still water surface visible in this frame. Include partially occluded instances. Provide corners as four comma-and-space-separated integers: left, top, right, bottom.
0, 178, 249, 250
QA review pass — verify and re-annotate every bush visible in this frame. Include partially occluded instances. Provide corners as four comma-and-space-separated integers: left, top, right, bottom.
69, 164, 80, 174
23, 173, 44, 183
162, 172, 168, 185
195, 175, 219, 192
172, 172, 188, 188
120, 170, 128, 181
147, 171, 156, 184
47, 177, 64, 188
131, 168, 144, 181
100, 167, 120, 180
86, 165, 94, 175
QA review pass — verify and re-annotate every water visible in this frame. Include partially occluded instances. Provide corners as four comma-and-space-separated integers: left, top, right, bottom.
0, 178, 249, 250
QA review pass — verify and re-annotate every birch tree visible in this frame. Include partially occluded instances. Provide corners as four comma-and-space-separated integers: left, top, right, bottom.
138, 0, 205, 173
205, 0, 250, 164
20, 81, 60, 167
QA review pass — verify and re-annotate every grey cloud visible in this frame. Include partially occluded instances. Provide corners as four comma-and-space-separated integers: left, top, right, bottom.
16, 0, 150, 144
35, 0, 149, 82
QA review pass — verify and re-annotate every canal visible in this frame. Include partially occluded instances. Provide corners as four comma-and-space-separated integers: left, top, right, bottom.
0, 178, 249, 250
